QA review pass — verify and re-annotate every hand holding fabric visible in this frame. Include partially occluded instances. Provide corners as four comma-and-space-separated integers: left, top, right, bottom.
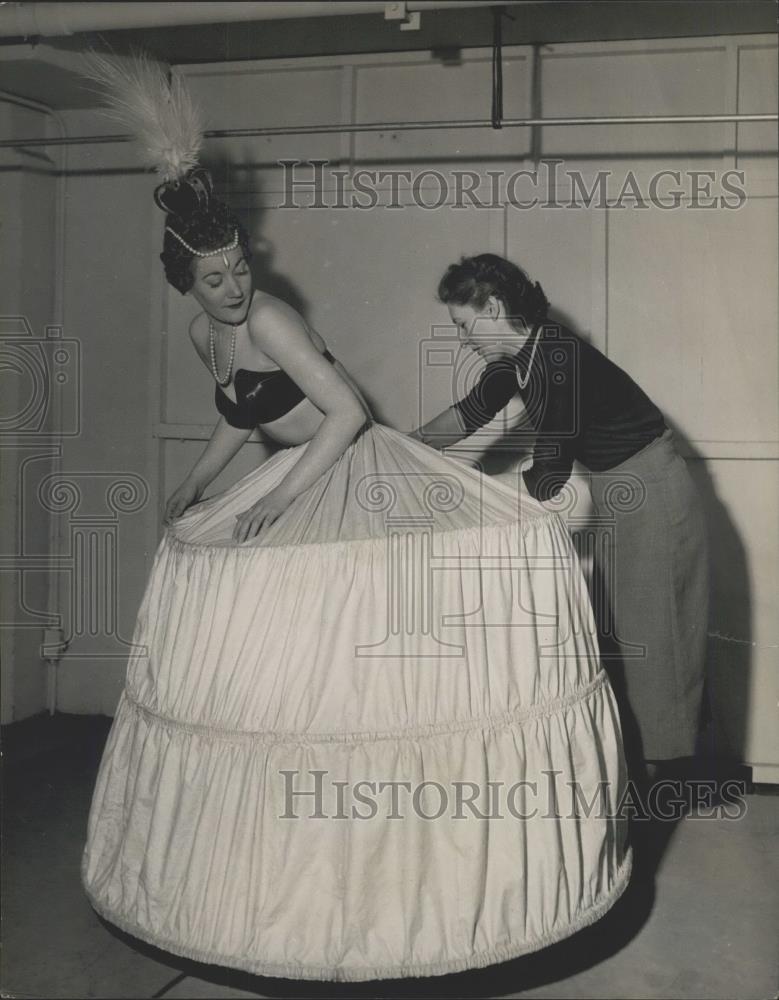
163, 478, 203, 526
233, 485, 293, 542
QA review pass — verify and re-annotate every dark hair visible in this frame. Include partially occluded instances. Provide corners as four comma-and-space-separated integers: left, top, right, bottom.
437, 253, 549, 329
160, 200, 252, 295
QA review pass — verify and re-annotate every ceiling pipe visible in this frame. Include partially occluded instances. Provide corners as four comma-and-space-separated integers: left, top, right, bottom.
1, 112, 776, 150
0, 1, 504, 38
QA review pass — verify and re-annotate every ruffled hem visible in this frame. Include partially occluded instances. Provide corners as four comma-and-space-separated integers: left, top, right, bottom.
83, 677, 629, 978
83, 851, 632, 982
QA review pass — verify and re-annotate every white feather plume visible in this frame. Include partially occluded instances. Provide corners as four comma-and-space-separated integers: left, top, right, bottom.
83, 51, 204, 182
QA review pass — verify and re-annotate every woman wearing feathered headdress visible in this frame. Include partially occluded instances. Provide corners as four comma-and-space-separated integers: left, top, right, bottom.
81, 54, 632, 983
84, 53, 370, 543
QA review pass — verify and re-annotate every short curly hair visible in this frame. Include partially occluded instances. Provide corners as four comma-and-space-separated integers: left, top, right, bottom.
437, 253, 549, 330
160, 200, 252, 295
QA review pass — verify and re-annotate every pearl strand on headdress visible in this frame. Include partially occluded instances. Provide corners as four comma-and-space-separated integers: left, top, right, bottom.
166, 227, 239, 257
209, 319, 237, 386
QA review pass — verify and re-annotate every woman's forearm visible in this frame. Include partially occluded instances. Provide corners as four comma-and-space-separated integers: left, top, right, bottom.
276, 405, 367, 500
188, 417, 254, 490
411, 405, 469, 450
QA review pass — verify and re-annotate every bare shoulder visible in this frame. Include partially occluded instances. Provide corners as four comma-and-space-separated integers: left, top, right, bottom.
246, 295, 311, 351
248, 294, 305, 333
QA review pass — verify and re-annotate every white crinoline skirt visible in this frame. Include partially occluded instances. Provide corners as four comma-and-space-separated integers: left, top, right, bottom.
82, 420, 632, 982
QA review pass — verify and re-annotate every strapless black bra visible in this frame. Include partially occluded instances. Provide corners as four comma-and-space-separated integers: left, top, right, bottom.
214, 348, 337, 427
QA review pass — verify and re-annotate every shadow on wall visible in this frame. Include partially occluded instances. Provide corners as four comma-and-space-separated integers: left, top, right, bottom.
485, 299, 752, 773
549, 308, 752, 769
203, 160, 310, 316
201, 163, 392, 421
251, 247, 309, 318
666, 419, 751, 767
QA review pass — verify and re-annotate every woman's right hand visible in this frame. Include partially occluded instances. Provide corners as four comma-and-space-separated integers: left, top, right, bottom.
163, 477, 204, 526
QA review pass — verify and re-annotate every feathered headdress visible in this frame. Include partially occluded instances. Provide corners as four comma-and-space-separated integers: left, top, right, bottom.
83, 51, 212, 216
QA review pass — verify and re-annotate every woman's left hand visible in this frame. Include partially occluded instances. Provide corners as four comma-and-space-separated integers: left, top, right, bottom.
233, 486, 294, 542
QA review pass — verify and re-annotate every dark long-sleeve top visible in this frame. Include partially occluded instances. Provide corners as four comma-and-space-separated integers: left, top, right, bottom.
451, 323, 667, 501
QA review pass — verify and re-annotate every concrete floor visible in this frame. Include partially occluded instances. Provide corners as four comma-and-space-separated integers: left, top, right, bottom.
2, 714, 777, 1000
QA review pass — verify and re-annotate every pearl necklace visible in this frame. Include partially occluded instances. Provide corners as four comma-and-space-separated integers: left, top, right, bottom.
209, 319, 237, 386
514, 327, 541, 390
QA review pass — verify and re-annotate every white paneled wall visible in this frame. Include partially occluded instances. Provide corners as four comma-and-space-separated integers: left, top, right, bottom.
738, 41, 779, 181
539, 42, 732, 161
353, 51, 533, 163
48, 35, 778, 778
607, 200, 778, 446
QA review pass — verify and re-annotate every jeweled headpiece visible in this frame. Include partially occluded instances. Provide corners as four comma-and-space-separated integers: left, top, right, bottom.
164, 223, 239, 258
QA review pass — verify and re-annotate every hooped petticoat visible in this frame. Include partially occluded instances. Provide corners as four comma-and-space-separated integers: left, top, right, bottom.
82, 421, 631, 982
